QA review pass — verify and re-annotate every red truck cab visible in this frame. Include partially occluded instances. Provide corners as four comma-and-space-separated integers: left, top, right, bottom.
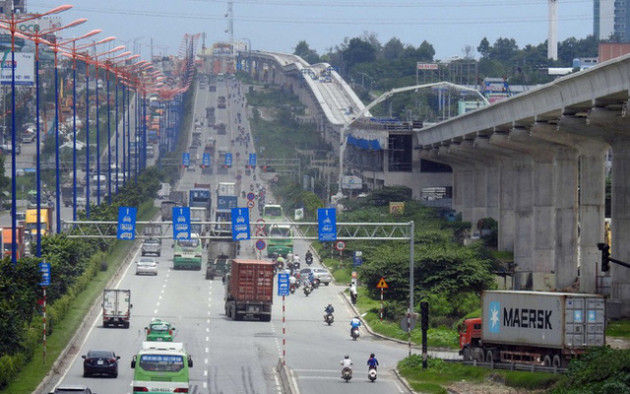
459, 317, 482, 353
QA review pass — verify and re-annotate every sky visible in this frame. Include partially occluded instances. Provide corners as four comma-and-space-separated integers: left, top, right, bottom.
30, 0, 594, 63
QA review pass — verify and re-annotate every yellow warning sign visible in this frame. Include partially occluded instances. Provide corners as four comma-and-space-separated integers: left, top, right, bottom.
376, 277, 388, 289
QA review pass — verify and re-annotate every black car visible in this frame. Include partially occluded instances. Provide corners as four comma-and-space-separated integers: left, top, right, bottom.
82, 350, 119, 378
49, 385, 95, 393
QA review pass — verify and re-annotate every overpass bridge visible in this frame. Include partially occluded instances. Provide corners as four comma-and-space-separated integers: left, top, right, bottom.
237, 48, 630, 316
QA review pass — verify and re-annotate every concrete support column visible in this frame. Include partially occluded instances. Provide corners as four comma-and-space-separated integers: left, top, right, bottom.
611, 138, 630, 315
473, 137, 516, 252
490, 133, 535, 289
432, 147, 474, 221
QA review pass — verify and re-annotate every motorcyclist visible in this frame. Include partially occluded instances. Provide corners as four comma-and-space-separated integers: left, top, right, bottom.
350, 316, 362, 336
293, 253, 301, 266
305, 250, 313, 264
340, 355, 353, 377
349, 283, 358, 305
324, 304, 335, 315
276, 256, 285, 270
367, 353, 379, 371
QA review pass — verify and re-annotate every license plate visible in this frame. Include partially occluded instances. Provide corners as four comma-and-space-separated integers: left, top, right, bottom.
97, 360, 103, 365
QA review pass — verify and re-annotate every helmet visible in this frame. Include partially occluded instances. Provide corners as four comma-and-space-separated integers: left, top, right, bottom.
370, 353, 375, 358
344, 355, 350, 359
277, 257, 285, 263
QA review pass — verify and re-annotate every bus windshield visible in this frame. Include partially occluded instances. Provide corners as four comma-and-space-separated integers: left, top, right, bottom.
270, 226, 291, 237
139, 354, 184, 372
263, 205, 283, 218
176, 238, 200, 248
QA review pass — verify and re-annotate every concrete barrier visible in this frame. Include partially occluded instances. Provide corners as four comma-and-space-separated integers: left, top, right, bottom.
276, 358, 300, 394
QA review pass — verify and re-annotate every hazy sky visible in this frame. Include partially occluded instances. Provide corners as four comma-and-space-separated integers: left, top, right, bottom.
31, 0, 593, 63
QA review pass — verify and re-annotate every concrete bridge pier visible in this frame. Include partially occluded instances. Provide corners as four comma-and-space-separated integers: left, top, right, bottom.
448, 139, 500, 232
489, 132, 536, 289
473, 136, 517, 252
431, 147, 475, 220
532, 120, 607, 294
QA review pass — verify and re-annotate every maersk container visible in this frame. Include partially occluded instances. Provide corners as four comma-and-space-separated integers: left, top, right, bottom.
481, 290, 605, 349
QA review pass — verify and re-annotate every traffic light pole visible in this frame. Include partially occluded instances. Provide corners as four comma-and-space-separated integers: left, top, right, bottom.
598, 243, 630, 272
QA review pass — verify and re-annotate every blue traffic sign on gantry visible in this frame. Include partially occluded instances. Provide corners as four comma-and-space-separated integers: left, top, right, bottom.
278, 273, 290, 296
225, 153, 233, 167
249, 153, 257, 167
182, 152, 190, 167
231, 207, 250, 241
202, 153, 211, 167
117, 206, 137, 240
172, 207, 191, 240
317, 208, 337, 241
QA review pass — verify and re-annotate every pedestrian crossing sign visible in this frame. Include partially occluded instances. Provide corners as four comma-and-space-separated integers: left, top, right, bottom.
376, 277, 388, 289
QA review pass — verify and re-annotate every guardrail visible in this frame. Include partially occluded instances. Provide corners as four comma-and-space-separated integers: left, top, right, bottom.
443, 358, 567, 374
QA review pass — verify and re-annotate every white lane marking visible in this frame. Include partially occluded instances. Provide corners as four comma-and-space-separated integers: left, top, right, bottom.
205, 347, 209, 353
206, 336, 210, 342
56, 243, 142, 385
154, 309, 158, 315
204, 358, 208, 365
273, 369, 282, 394
206, 327, 210, 333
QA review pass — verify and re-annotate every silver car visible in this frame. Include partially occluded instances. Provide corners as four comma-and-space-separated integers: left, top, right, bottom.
299, 268, 332, 285
141, 238, 161, 256
136, 257, 158, 276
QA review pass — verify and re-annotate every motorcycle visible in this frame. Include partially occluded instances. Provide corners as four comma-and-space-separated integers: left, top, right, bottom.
289, 283, 296, 294
368, 368, 377, 382
303, 284, 312, 296
341, 367, 352, 383
305, 254, 313, 265
351, 327, 360, 340
324, 313, 334, 326
312, 278, 320, 289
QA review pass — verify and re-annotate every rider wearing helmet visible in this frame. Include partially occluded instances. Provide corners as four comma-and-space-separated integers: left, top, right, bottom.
340, 354, 353, 377
367, 353, 379, 370
325, 304, 335, 315
350, 316, 362, 336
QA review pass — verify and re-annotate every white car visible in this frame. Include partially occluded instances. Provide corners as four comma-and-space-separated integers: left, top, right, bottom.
136, 257, 158, 276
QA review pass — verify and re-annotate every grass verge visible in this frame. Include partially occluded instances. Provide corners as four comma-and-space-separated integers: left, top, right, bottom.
606, 319, 630, 338
2, 204, 158, 394
398, 355, 561, 394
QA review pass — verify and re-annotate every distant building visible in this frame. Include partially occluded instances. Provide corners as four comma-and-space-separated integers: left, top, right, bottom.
594, 0, 630, 42
0, 0, 26, 16
599, 42, 630, 61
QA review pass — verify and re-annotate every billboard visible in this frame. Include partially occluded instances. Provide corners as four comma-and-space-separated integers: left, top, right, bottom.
0, 53, 34, 86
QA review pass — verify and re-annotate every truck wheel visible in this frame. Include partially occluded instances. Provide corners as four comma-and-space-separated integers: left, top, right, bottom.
543, 355, 552, 367
462, 347, 472, 361
485, 350, 494, 363
552, 355, 562, 368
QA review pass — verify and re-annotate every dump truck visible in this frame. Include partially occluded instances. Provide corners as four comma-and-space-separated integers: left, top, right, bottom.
224, 259, 274, 321
169, 191, 187, 207
217, 96, 226, 109
62, 184, 85, 208
206, 239, 237, 280
0, 226, 26, 260
102, 289, 132, 328
459, 290, 605, 368
160, 200, 178, 221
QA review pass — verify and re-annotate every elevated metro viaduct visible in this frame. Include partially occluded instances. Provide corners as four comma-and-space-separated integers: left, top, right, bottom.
416, 53, 630, 317
233, 48, 629, 315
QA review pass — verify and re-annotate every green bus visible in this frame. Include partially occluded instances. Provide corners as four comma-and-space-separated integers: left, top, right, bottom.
267, 224, 293, 257
131, 342, 193, 394
262, 204, 283, 222
173, 233, 203, 270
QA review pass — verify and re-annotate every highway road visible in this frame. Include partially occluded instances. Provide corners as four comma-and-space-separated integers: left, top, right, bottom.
45, 75, 415, 394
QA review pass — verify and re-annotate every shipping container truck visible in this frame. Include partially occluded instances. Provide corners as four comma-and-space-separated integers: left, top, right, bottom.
189, 183, 212, 216
206, 239, 237, 279
224, 259, 274, 321
102, 289, 132, 328
169, 191, 188, 207
0, 226, 26, 260
459, 290, 606, 368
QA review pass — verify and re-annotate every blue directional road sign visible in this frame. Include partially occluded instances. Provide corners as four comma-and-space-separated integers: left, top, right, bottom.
38, 261, 50, 287
353, 251, 364, 267
225, 153, 233, 167
317, 208, 337, 241
182, 152, 190, 167
172, 207, 191, 240
202, 153, 211, 167
231, 207, 250, 241
249, 153, 257, 167
278, 273, 290, 296
117, 207, 137, 240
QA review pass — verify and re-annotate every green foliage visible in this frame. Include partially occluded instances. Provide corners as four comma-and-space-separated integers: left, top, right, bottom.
552, 347, 630, 394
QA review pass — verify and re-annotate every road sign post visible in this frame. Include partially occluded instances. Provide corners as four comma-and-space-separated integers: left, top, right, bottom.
277, 273, 290, 367
231, 207, 250, 241
38, 261, 50, 363
376, 277, 388, 322
317, 208, 336, 241
172, 207, 191, 240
